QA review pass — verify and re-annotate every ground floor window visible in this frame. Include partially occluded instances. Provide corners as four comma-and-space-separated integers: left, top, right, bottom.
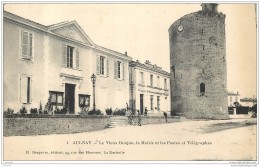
150, 95, 154, 110
79, 94, 90, 108
49, 91, 64, 106
157, 96, 160, 110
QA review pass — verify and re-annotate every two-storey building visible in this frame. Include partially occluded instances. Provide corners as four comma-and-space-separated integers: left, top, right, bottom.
3, 11, 132, 114
129, 60, 170, 115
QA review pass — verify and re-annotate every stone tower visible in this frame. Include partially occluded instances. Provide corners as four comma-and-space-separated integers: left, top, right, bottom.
168, 3, 229, 119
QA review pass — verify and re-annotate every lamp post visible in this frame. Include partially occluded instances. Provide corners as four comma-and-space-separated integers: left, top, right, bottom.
91, 74, 96, 112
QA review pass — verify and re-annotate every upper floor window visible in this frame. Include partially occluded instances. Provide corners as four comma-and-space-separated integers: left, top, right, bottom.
62, 44, 79, 69
200, 83, 205, 96
96, 55, 109, 77
139, 72, 144, 85
20, 30, 33, 60
157, 76, 160, 88
150, 74, 153, 87
114, 60, 124, 80
164, 78, 167, 90
19, 75, 32, 104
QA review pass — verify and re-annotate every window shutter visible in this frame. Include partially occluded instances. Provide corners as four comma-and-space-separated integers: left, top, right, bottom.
75, 48, 79, 69
20, 76, 27, 103
96, 55, 100, 75
62, 44, 67, 67
114, 60, 118, 79
30, 78, 33, 103
106, 57, 109, 77
29, 33, 33, 59
122, 63, 125, 80
21, 31, 29, 59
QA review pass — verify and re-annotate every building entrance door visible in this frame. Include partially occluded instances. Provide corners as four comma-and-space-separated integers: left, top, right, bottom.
140, 94, 144, 115
65, 83, 75, 114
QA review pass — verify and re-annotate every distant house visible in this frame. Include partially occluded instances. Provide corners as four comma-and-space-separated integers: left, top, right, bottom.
227, 91, 240, 107
240, 97, 257, 107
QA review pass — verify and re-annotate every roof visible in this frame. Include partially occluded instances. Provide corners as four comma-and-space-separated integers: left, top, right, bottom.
240, 98, 257, 102
3, 10, 130, 60
130, 60, 170, 77
227, 91, 240, 96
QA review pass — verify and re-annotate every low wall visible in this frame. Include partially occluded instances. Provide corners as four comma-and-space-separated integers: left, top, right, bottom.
3, 115, 110, 137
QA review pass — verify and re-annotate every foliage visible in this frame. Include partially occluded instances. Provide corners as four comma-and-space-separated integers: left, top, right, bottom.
78, 106, 89, 115
54, 105, 68, 114
88, 109, 102, 115
30, 108, 38, 114
105, 108, 113, 115
39, 101, 43, 114
3, 108, 14, 117
113, 108, 126, 116
20, 106, 27, 114
44, 98, 53, 114
236, 106, 250, 114
252, 104, 257, 113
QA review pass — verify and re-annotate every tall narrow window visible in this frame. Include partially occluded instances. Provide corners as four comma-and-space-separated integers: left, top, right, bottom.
172, 66, 175, 79
164, 78, 167, 90
100, 56, 105, 75
117, 61, 121, 78
67, 46, 74, 68
200, 83, 205, 96
21, 30, 33, 60
157, 76, 160, 88
114, 61, 124, 80
150, 75, 153, 87
157, 96, 160, 110
20, 75, 32, 104
62, 45, 79, 69
140, 72, 144, 85
150, 95, 154, 110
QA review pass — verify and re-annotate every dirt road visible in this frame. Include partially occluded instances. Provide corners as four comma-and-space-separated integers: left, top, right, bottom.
3, 118, 257, 161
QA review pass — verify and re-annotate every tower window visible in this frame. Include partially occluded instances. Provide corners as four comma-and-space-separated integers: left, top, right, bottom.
171, 66, 175, 79
203, 45, 205, 50
200, 83, 205, 96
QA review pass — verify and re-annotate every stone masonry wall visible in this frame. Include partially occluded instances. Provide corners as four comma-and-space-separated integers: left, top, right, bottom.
4, 115, 110, 136
169, 9, 229, 119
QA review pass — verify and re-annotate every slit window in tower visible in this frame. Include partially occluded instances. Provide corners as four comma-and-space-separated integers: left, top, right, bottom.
172, 66, 175, 79
200, 83, 205, 96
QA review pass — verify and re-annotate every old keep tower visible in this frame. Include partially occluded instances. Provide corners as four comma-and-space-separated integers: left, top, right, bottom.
169, 4, 229, 119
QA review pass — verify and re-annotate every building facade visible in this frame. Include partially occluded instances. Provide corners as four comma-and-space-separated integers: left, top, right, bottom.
227, 91, 240, 107
168, 3, 229, 119
3, 11, 132, 114
129, 60, 170, 115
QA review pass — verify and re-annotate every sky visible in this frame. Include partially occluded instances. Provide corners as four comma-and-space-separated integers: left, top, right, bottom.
3, 3, 257, 99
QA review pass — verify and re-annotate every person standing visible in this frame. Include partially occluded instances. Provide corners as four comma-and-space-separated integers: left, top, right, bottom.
144, 107, 148, 116
137, 110, 141, 126
163, 111, 168, 122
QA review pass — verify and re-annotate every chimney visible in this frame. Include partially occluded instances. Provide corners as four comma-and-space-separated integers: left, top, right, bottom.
145, 60, 151, 65
125, 51, 127, 56
201, 3, 219, 13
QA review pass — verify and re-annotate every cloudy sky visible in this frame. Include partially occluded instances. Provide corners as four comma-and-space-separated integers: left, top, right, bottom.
4, 3, 257, 99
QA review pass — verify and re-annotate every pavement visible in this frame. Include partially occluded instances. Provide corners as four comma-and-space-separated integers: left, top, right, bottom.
3, 118, 257, 161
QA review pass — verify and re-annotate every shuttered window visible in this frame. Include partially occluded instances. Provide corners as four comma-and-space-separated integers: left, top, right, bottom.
96, 55, 109, 77
114, 60, 125, 80
62, 44, 79, 69
20, 30, 33, 60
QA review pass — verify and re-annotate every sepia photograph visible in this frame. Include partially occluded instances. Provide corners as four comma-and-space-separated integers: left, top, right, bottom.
1, 1, 258, 165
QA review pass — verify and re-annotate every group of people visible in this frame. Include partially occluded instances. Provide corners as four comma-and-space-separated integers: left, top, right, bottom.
125, 103, 168, 126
